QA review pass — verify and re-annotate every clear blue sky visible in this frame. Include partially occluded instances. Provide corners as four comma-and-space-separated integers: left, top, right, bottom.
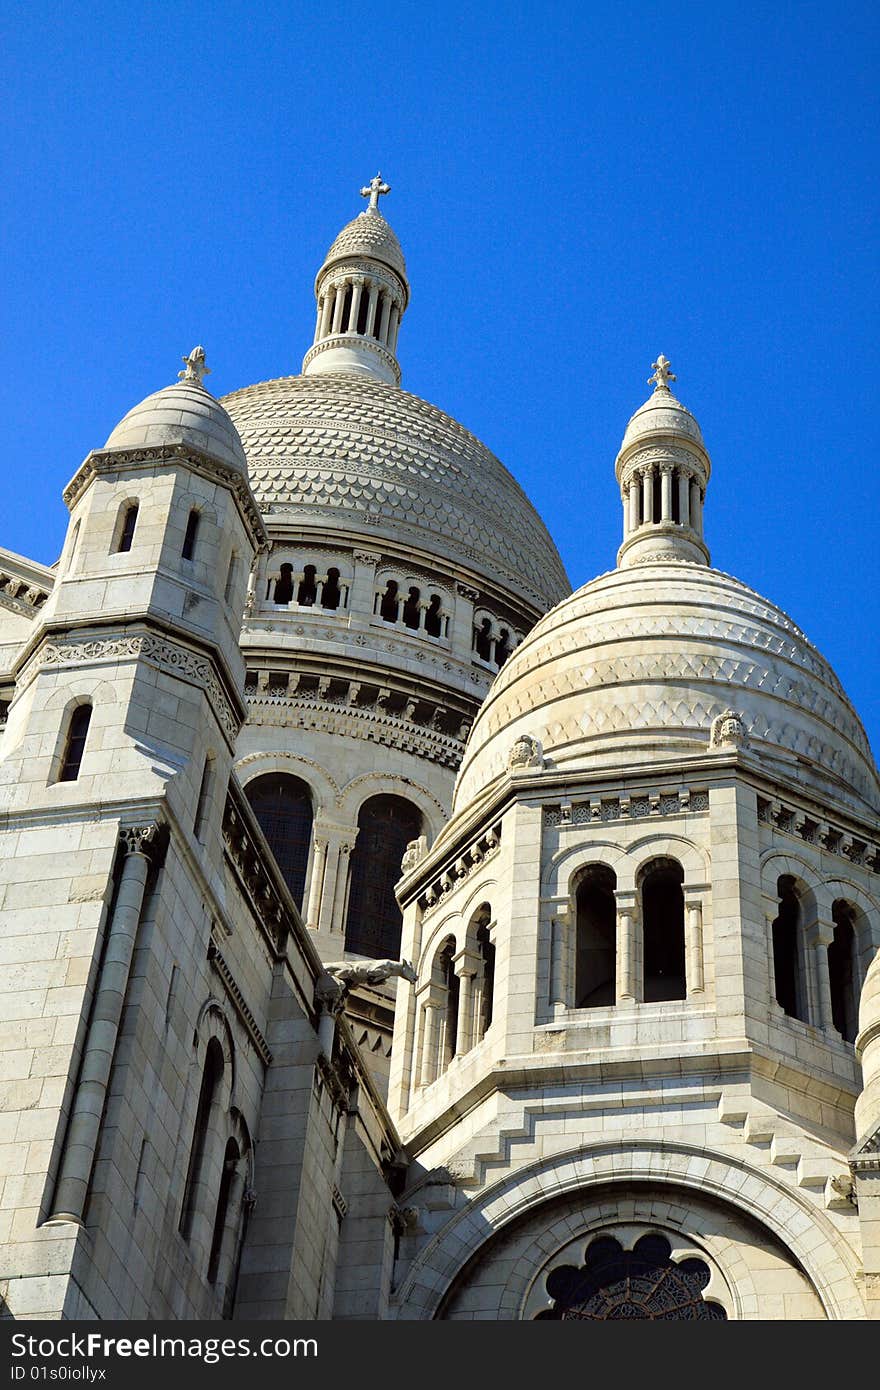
2, 2, 878, 754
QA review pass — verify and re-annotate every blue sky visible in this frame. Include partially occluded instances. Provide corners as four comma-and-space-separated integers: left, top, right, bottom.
2, 2, 878, 752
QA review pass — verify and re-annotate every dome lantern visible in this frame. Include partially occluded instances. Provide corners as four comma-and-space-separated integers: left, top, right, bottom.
302, 174, 410, 388
615, 356, 711, 568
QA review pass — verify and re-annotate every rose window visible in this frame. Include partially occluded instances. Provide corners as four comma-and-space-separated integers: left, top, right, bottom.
534, 1233, 727, 1321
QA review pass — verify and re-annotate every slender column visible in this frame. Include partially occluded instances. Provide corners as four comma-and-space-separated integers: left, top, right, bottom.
642, 467, 654, 523
660, 465, 673, 521
454, 954, 479, 1055
330, 843, 352, 935
690, 479, 701, 536
685, 899, 705, 995
314, 575, 326, 606
319, 291, 333, 338
365, 284, 380, 338
50, 824, 159, 1223
377, 293, 392, 345
550, 908, 570, 1008
678, 469, 690, 527
388, 303, 400, 352
808, 920, 836, 1031
318, 841, 341, 934
628, 476, 640, 532
331, 283, 346, 333
419, 1001, 442, 1086
347, 279, 363, 333
615, 891, 639, 1003
305, 838, 327, 928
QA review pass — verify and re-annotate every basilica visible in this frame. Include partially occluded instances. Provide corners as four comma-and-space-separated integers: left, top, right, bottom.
1, 178, 879, 1321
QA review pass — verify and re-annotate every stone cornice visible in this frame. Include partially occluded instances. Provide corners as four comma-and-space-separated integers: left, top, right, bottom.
63, 443, 268, 553
208, 935, 273, 1067
301, 334, 401, 387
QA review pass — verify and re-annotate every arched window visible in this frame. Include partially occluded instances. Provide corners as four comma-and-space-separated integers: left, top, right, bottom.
179, 1037, 224, 1238
476, 914, 495, 1039
402, 586, 421, 628
208, 1136, 241, 1284
244, 773, 313, 910
495, 629, 512, 667
115, 502, 139, 554
379, 579, 399, 622
575, 865, 617, 1007
424, 595, 443, 637
274, 564, 294, 605
829, 900, 859, 1042
440, 937, 460, 1067
58, 704, 92, 782
297, 565, 318, 606
641, 858, 686, 1001
344, 795, 423, 958
474, 617, 493, 660
182, 508, 200, 561
772, 875, 807, 1021
322, 567, 342, 610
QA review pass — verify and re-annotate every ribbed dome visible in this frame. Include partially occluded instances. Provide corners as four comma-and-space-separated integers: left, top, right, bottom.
105, 379, 248, 473
453, 560, 880, 816
619, 386, 705, 454
222, 372, 569, 610
319, 209, 407, 282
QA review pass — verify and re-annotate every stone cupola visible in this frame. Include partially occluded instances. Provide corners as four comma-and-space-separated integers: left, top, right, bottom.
615, 356, 711, 568
302, 173, 410, 387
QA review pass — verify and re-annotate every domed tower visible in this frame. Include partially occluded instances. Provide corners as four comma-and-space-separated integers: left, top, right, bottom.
387, 360, 880, 1320
223, 180, 569, 1082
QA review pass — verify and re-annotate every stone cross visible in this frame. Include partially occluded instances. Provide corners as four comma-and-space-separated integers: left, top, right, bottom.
179, 345, 211, 385
360, 173, 390, 212
648, 354, 676, 391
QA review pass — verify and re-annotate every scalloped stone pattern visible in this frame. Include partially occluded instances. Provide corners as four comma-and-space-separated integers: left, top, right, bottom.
453, 561, 880, 814
321, 211, 407, 279
222, 373, 570, 610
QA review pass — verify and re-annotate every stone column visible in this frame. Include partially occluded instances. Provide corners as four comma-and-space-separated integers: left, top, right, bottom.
331, 283, 346, 334
452, 582, 480, 664
388, 303, 401, 353
331, 843, 352, 935
685, 899, 705, 995
549, 907, 570, 1009
690, 479, 701, 535
304, 838, 327, 928
348, 279, 363, 333
419, 998, 442, 1087
365, 284, 380, 338
660, 465, 673, 521
319, 292, 333, 339
615, 891, 639, 1003
678, 469, 690, 526
642, 467, 654, 524
454, 950, 480, 1055
377, 293, 392, 345
628, 476, 641, 532
318, 841, 341, 935
50, 823, 159, 1223
807, 918, 836, 1031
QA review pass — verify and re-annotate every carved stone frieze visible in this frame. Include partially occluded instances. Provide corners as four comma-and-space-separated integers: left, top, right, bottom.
756, 794, 879, 874
207, 937, 273, 1066
419, 824, 502, 916
544, 787, 708, 828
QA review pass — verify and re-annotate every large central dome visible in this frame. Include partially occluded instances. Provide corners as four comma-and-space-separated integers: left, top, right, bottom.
223, 371, 569, 610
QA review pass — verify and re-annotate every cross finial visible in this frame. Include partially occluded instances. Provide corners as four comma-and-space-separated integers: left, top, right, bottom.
648, 354, 676, 391
179, 345, 211, 385
360, 172, 390, 212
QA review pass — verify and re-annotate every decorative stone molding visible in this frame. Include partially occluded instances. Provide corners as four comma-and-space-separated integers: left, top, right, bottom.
544, 787, 709, 827
207, 937, 273, 1066
118, 821, 162, 858
24, 631, 242, 746
222, 788, 298, 957
709, 709, 748, 750
353, 550, 382, 565
455, 583, 480, 603
508, 734, 544, 771
401, 835, 429, 875
0, 568, 50, 617
419, 823, 502, 916
756, 794, 880, 873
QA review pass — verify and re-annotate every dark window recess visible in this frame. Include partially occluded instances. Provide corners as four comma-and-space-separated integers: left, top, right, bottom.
402, 586, 421, 628
772, 876, 803, 1019
441, 938, 460, 1065
495, 629, 512, 667
59, 705, 92, 782
297, 565, 318, 606
182, 509, 200, 561
474, 618, 493, 660
642, 860, 686, 1001
424, 595, 443, 637
179, 1037, 224, 1238
576, 867, 617, 1007
356, 291, 370, 334
477, 917, 495, 1035
380, 580, 399, 622
207, 1136, 240, 1284
322, 568, 342, 610
274, 564, 294, 604
344, 795, 422, 958
244, 773, 313, 911
671, 470, 681, 523
652, 470, 662, 523
117, 504, 138, 553
829, 901, 858, 1042
536, 1233, 726, 1321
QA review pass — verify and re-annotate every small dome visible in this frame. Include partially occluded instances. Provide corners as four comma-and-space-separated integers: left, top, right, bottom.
319, 210, 407, 283
619, 386, 705, 454
105, 379, 248, 473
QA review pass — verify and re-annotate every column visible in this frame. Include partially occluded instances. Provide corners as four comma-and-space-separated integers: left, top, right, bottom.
347, 279, 363, 333
330, 843, 352, 935
331, 283, 346, 334
615, 892, 639, 1002
642, 467, 654, 524
314, 300, 323, 340
678, 470, 691, 527
365, 284, 380, 338
319, 292, 333, 339
808, 920, 836, 1031
685, 899, 705, 995
377, 293, 392, 345
318, 841, 341, 934
304, 838, 327, 928
690, 479, 701, 535
388, 303, 401, 353
454, 951, 479, 1055
50, 823, 159, 1223
628, 476, 641, 532
550, 908, 570, 1008
660, 465, 673, 521
419, 999, 442, 1086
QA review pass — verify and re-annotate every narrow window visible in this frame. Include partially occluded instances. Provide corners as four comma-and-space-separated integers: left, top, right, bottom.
117, 503, 138, 553
58, 704, 92, 782
671, 469, 681, 523
424, 595, 443, 637
477, 917, 495, 1038
274, 564, 294, 605
341, 285, 353, 331
403, 586, 421, 629
652, 470, 662, 524
179, 1038, 224, 1238
245, 773, 313, 910
356, 291, 370, 335
474, 617, 493, 660
67, 520, 81, 570
208, 1137, 240, 1284
440, 938, 460, 1067
322, 568, 342, 610
496, 629, 512, 667
829, 901, 859, 1042
772, 876, 805, 1020
576, 866, 617, 1007
344, 795, 422, 958
182, 508, 200, 561
641, 859, 686, 1001
224, 551, 237, 603
379, 579, 399, 622
297, 565, 318, 606
194, 754, 214, 841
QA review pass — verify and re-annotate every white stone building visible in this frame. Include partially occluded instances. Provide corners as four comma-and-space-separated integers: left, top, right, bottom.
1, 182, 879, 1321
